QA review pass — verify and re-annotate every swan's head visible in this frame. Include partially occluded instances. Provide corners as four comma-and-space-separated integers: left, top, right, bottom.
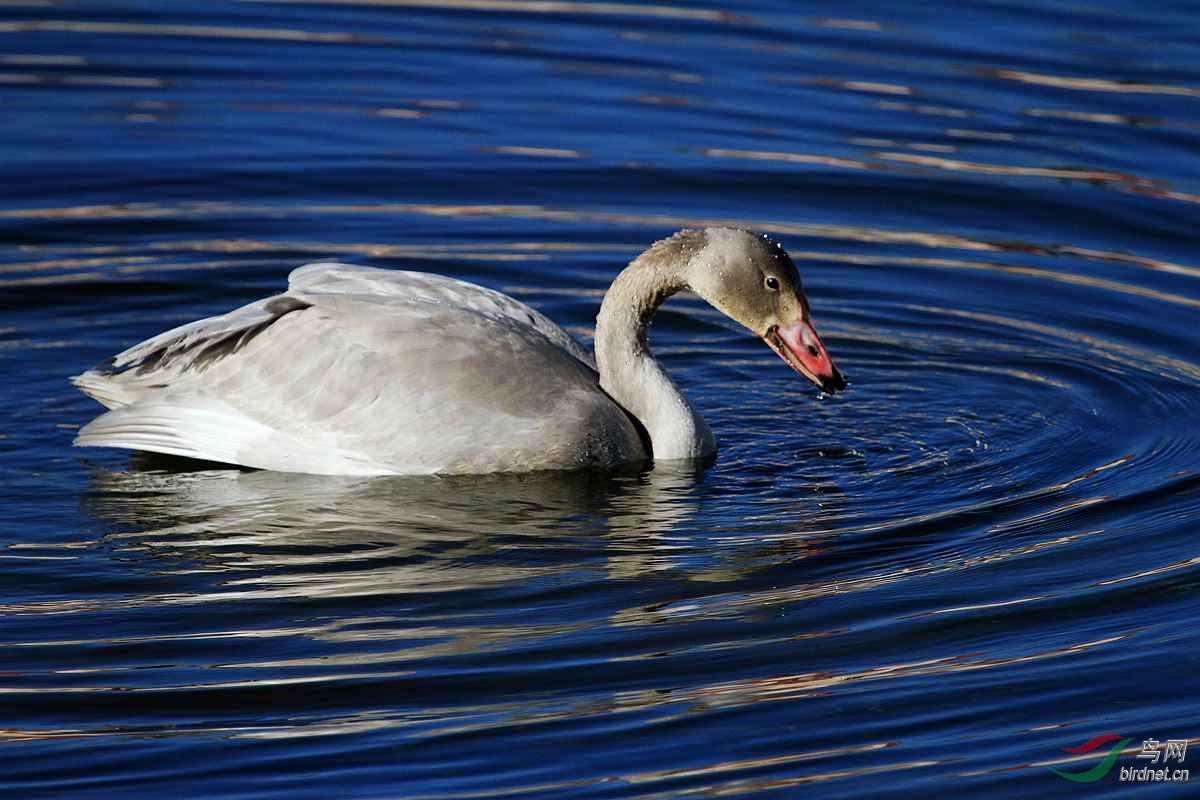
683, 227, 847, 393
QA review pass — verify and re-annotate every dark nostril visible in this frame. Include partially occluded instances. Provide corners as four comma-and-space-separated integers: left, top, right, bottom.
807, 345, 819, 357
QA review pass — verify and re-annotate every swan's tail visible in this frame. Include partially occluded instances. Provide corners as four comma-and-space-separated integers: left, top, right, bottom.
73, 396, 394, 476
71, 368, 137, 410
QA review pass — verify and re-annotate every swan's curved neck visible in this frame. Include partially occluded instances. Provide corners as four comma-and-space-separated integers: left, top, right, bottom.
594, 247, 715, 461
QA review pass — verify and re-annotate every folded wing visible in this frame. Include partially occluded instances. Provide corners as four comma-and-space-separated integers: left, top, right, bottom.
74, 264, 641, 474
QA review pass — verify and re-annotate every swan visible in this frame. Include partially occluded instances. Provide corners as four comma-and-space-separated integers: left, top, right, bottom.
73, 227, 846, 475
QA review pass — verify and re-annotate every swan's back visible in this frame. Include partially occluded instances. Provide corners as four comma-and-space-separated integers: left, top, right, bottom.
74, 264, 645, 475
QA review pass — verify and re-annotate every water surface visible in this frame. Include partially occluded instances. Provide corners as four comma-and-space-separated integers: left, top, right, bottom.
2, 1, 1199, 797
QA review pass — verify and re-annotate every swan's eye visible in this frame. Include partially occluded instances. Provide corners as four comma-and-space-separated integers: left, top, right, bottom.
764, 275, 780, 291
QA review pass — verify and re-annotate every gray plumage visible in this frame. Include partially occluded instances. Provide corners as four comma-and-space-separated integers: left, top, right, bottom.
73, 229, 843, 475
75, 263, 644, 474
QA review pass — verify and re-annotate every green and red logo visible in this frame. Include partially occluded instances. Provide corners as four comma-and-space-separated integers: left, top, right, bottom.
1048, 734, 1133, 782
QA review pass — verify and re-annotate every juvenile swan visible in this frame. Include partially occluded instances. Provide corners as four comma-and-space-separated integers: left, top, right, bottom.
73, 228, 846, 475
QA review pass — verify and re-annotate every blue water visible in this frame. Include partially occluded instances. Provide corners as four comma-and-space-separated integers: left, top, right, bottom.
2, 1, 1199, 797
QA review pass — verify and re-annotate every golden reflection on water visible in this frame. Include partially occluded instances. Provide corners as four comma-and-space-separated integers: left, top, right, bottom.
945, 128, 1015, 141
500, 632, 1132, 782
613, 529, 1104, 628
1025, 107, 1160, 126
1093, 553, 1200, 587
6, 202, 1198, 313
982, 67, 1200, 97
0, 461, 1172, 791
0, 270, 110, 287
785, 250, 1200, 311
0, 19, 380, 43
907, 306, 1200, 382
549, 60, 705, 84
482, 145, 582, 158
701, 148, 872, 170
918, 594, 1049, 617
607, 455, 1133, 627
876, 99, 971, 118
0, 54, 86, 65
850, 137, 956, 153
874, 151, 1146, 184
237, 0, 741, 23
0, 200, 1081, 260
18, 454, 1139, 734
797, 78, 914, 96
182, 629, 1123, 788
808, 18, 884, 32
0, 714, 924, 795
240, 101, 428, 119
1127, 184, 1200, 205
627, 93, 693, 106
0, 254, 159, 275
0, 201, 1064, 257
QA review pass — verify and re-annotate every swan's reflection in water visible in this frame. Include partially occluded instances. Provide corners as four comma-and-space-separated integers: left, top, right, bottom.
84, 457, 718, 596
61, 457, 846, 757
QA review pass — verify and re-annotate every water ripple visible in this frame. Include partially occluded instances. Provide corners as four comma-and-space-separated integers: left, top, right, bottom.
2, 0, 1199, 797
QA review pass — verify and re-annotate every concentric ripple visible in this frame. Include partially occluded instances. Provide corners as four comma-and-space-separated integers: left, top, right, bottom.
3, 1, 1200, 798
